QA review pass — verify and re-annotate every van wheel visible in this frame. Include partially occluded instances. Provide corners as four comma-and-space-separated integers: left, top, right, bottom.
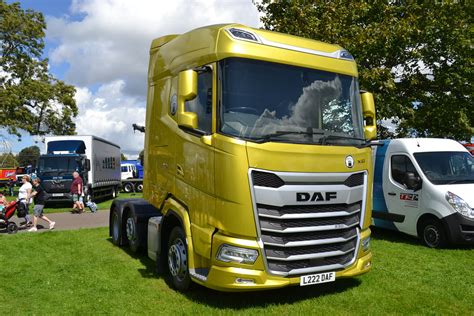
420, 218, 447, 248
125, 212, 140, 253
111, 209, 121, 246
167, 226, 191, 291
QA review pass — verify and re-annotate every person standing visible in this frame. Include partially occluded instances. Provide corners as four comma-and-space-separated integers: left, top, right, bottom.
18, 175, 32, 226
28, 178, 55, 232
7, 178, 14, 196
70, 171, 84, 213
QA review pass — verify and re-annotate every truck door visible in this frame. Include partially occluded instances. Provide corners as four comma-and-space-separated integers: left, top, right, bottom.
383, 154, 422, 235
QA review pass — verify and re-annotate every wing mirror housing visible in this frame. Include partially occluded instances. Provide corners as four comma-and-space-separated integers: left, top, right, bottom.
405, 172, 422, 191
361, 91, 377, 140
177, 69, 198, 129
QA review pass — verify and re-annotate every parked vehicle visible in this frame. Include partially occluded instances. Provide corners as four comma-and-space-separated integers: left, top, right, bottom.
37, 136, 121, 203
121, 160, 144, 193
0, 168, 16, 187
372, 138, 474, 247
109, 24, 377, 292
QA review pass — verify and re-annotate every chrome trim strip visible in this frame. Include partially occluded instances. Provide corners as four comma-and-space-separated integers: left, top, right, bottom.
267, 248, 355, 261
261, 222, 359, 233
258, 209, 360, 220
263, 235, 357, 248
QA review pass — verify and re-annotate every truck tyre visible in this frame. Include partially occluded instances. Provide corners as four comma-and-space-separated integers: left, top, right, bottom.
167, 226, 191, 291
111, 208, 121, 246
125, 211, 141, 253
112, 186, 117, 198
136, 183, 143, 192
123, 182, 134, 193
420, 218, 447, 248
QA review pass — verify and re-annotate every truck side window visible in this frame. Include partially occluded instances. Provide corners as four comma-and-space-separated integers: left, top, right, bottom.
391, 155, 418, 187
185, 69, 212, 133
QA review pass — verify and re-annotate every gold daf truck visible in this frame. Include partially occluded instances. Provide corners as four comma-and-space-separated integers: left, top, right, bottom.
109, 24, 377, 292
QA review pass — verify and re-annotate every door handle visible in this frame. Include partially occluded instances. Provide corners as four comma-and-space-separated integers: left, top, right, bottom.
388, 192, 396, 196
176, 164, 184, 177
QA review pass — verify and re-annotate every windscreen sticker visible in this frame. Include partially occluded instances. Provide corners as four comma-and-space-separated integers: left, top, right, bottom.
400, 193, 419, 208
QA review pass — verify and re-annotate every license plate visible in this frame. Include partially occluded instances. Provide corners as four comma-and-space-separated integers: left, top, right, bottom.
300, 271, 335, 286
52, 193, 64, 197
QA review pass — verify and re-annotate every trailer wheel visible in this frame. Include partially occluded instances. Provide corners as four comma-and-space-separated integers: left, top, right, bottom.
420, 218, 447, 248
125, 211, 141, 253
167, 226, 191, 291
123, 182, 134, 193
112, 187, 117, 198
111, 208, 121, 246
7, 222, 18, 234
136, 184, 143, 192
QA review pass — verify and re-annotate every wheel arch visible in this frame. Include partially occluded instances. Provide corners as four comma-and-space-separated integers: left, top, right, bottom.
416, 213, 442, 238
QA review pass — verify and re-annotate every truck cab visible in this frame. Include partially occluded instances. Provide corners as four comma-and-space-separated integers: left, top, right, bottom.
37, 140, 89, 202
121, 163, 136, 180
372, 138, 474, 247
110, 24, 377, 291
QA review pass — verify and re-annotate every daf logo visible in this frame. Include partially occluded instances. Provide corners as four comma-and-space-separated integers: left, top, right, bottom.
296, 192, 337, 202
345, 155, 354, 168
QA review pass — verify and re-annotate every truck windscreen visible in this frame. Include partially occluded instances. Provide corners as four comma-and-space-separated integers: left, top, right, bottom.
218, 58, 365, 145
414, 151, 474, 184
37, 156, 81, 177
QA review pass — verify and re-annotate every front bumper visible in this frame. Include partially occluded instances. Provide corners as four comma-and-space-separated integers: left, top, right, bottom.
442, 213, 474, 244
191, 229, 372, 292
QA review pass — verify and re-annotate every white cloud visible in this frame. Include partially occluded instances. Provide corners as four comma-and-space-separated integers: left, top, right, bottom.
47, 0, 260, 95
74, 80, 146, 157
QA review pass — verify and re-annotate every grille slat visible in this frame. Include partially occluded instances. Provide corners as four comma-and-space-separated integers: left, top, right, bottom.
251, 169, 366, 277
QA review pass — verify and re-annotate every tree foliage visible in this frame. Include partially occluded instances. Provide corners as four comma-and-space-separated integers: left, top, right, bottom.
0, 1, 78, 140
0, 153, 19, 168
17, 145, 40, 167
256, 0, 473, 140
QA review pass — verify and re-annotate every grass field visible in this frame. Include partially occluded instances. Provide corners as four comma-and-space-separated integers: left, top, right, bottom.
0, 227, 472, 315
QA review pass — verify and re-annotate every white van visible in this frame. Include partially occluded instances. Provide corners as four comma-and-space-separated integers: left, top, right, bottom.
372, 138, 474, 247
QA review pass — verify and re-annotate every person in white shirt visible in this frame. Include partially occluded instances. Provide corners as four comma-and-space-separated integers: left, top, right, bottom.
18, 175, 32, 227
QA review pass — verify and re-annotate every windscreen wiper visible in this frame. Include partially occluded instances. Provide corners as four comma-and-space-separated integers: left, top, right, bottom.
444, 179, 474, 184
253, 129, 324, 143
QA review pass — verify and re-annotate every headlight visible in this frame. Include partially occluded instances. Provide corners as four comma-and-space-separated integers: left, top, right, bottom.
445, 191, 474, 219
216, 244, 258, 264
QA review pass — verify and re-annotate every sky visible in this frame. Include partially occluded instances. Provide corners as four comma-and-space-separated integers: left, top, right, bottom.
5, 0, 261, 157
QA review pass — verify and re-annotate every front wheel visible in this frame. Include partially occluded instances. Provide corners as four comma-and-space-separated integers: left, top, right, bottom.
7, 222, 18, 234
167, 226, 191, 291
123, 182, 134, 193
420, 218, 447, 248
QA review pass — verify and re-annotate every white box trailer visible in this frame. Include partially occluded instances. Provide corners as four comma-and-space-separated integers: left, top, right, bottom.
37, 135, 121, 202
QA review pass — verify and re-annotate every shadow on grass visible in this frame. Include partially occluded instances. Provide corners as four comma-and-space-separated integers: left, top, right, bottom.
107, 238, 362, 308
370, 226, 421, 246
183, 278, 361, 309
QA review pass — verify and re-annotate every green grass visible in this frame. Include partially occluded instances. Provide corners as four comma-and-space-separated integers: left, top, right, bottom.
3, 190, 142, 213
0, 227, 472, 315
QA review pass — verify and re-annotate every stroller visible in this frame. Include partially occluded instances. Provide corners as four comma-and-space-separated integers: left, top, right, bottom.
0, 200, 28, 234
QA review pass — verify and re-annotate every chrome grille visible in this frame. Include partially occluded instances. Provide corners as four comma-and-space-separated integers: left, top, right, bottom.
249, 169, 366, 277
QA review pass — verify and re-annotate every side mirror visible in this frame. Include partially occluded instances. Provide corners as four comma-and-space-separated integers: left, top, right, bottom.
361, 92, 377, 140
405, 172, 422, 191
84, 159, 91, 172
177, 69, 198, 129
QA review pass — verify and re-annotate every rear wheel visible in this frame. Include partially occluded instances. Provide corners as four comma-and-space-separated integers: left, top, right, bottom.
167, 226, 191, 291
420, 218, 447, 248
111, 209, 121, 245
136, 183, 143, 192
125, 212, 141, 253
123, 182, 134, 193
7, 222, 18, 234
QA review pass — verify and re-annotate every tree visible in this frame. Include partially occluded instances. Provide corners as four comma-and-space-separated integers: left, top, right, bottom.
0, 153, 19, 168
121, 153, 127, 161
17, 145, 40, 167
256, 1, 473, 140
0, 1, 78, 140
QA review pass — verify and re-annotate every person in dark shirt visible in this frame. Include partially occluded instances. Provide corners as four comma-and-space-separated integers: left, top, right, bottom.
70, 171, 84, 213
28, 178, 55, 232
